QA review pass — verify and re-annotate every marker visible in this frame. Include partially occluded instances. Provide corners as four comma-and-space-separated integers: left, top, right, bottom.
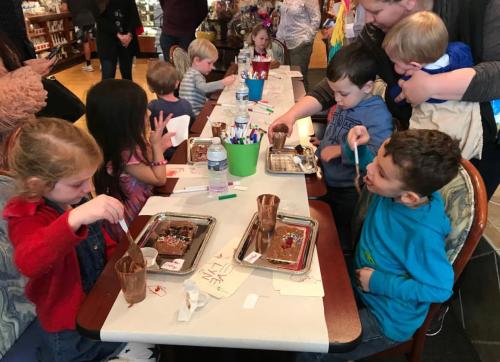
248, 108, 270, 115
218, 193, 237, 200
173, 181, 240, 194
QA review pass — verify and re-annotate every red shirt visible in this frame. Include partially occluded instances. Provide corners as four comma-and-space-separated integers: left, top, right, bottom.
3, 197, 117, 332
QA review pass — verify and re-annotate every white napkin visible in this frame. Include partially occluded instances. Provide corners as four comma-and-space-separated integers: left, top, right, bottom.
166, 114, 190, 147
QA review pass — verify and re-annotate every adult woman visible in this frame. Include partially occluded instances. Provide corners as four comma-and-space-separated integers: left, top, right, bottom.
276, 0, 321, 90
95, 0, 142, 80
270, 0, 500, 199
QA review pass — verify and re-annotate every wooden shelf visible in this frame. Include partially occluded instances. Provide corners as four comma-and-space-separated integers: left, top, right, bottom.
26, 12, 72, 22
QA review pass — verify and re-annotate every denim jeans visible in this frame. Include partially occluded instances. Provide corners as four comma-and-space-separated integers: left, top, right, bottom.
160, 32, 195, 62
295, 308, 400, 361
37, 320, 124, 362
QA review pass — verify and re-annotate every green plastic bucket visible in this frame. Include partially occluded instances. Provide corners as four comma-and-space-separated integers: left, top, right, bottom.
224, 141, 261, 177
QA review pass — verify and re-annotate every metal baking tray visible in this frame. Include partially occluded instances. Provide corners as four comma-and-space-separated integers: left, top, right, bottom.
234, 212, 318, 274
266, 145, 318, 174
187, 137, 212, 164
135, 212, 216, 275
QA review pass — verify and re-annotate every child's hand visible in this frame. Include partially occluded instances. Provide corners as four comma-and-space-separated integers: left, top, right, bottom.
150, 111, 173, 149
320, 144, 341, 162
68, 195, 124, 231
355, 267, 375, 292
222, 74, 236, 86
347, 125, 370, 150
161, 131, 176, 151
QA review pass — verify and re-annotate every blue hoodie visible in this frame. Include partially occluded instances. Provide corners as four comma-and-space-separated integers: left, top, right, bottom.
317, 95, 393, 187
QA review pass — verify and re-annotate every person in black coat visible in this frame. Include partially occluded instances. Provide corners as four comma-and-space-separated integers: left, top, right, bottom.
95, 0, 142, 80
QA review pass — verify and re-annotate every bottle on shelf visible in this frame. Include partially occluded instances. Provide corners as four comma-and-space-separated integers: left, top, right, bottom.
207, 137, 229, 196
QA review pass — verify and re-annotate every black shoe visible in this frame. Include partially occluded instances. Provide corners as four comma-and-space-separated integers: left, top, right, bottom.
426, 305, 450, 337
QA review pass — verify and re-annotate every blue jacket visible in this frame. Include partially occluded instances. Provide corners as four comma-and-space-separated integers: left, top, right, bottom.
354, 193, 454, 341
317, 96, 393, 187
389, 42, 474, 105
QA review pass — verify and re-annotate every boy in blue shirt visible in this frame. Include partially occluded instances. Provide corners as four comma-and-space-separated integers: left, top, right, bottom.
306, 127, 459, 361
315, 42, 393, 251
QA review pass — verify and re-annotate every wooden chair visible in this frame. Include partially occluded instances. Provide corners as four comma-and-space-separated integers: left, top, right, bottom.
271, 38, 290, 65
368, 158, 488, 362
169, 45, 190, 80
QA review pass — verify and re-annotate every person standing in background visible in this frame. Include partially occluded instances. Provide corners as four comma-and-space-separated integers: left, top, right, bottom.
159, 0, 208, 62
61, 0, 98, 72
94, 0, 142, 80
276, 0, 321, 90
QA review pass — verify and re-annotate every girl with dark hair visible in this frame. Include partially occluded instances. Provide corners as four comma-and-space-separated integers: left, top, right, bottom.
86, 79, 175, 240
94, 0, 142, 80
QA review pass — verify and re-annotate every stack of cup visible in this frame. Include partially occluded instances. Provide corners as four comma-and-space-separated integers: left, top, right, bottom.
272, 124, 289, 150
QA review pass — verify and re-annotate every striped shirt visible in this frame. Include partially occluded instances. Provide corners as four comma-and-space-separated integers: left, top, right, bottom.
179, 67, 224, 115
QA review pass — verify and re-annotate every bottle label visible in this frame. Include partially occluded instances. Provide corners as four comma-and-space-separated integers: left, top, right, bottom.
208, 159, 228, 171
236, 92, 248, 101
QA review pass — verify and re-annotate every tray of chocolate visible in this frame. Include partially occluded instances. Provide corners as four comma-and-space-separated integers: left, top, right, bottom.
187, 137, 212, 164
234, 212, 318, 274
135, 212, 216, 275
266, 145, 318, 174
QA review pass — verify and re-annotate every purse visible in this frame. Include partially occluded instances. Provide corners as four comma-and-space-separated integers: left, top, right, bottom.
37, 75, 85, 123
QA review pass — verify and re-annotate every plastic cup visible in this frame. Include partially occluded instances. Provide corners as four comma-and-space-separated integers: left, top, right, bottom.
272, 124, 289, 150
245, 78, 265, 102
224, 140, 261, 177
115, 255, 147, 304
211, 121, 227, 138
251, 60, 271, 79
257, 194, 280, 234
141, 247, 158, 267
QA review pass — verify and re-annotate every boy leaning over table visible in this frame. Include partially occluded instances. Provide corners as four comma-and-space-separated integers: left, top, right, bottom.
297, 127, 460, 361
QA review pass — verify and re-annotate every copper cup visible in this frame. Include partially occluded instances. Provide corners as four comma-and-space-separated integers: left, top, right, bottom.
257, 194, 281, 236
211, 121, 227, 138
272, 124, 289, 150
115, 255, 146, 304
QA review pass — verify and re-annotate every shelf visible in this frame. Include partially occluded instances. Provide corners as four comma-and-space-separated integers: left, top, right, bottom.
26, 12, 72, 23
28, 31, 47, 37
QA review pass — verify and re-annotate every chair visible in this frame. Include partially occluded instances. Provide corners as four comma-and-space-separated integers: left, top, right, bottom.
368, 158, 488, 362
169, 45, 190, 80
271, 38, 290, 65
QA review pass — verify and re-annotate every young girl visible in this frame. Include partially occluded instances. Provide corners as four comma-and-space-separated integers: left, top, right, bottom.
3, 118, 125, 361
86, 79, 174, 241
248, 23, 280, 68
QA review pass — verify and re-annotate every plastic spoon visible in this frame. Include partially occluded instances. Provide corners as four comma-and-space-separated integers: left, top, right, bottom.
293, 155, 307, 172
119, 219, 145, 268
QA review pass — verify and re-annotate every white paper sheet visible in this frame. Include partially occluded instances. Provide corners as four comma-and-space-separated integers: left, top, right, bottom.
166, 114, 190, 147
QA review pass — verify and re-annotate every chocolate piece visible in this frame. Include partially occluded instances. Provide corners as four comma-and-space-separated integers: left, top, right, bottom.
154, 221, 197, 256
191, 143, 208, 162
265, 225, 305, 264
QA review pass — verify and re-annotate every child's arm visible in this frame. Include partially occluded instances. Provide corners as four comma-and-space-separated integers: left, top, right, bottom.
319, 145, 341, 162
193, 72, 234, 94
342, 125, 376, 170
125, 112, 174, 186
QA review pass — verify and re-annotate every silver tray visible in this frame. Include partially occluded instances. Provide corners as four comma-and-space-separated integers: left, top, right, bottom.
234, 212, 318, 275
135, 212, 216, 275
266, 145, 318, 174
187, 137, 212, 164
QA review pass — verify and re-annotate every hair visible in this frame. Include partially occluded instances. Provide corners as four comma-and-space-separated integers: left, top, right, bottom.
146, 60, 179, 95
86, 79, 149, 200
383, 11, 448, 64
187, 38, 218, 63
0, 31, 23, 72
384, 129, 461, 196
8, 117, 102, 199
326, 42, 378, 87
248, 23, 272, 49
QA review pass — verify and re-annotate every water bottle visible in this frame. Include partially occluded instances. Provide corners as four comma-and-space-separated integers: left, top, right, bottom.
234, 108, 250, 139
235, 80, 249, 112
237, 50, 248, 80
207, 137, 229, 196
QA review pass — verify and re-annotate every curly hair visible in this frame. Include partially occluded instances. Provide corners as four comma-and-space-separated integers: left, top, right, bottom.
384, 129, 461, 196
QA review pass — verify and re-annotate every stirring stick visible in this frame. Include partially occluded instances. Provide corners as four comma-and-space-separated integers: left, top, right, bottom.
119, 219, 145, 267
353, 141, 361, 194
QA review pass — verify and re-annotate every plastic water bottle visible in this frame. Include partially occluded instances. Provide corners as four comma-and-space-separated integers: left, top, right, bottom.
237, 50, 249, 80
235, 80, 249, 112
234, 108, 250, 139
207, 137, 229, 196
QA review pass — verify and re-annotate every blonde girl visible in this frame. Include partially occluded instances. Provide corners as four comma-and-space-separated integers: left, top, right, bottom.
248, 23, 280, 68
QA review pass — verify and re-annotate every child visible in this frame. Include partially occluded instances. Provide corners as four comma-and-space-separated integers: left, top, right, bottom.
2, 118, 157, 361
86, 79, 175, 241
315, 41, 393, 251
147, 60, 195, 159
383, 11, 483, 160
248, 23, 280, 68
179, 38, 235, 116
300, 127, 459, 361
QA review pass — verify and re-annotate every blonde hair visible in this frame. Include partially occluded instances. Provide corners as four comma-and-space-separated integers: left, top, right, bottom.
146, 60, 179, 95
248, 23, 272, 49
187, 38, 218, 63
9, 117, 103, 199
383, 11, 448, 64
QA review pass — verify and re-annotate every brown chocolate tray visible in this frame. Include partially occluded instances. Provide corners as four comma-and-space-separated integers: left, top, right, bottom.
266, 145, 318, 174
234, 212, 318, 274
187, 137, 212, 164
135, 212, 216, 275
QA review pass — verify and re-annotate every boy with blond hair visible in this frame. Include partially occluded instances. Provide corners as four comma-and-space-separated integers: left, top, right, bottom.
179, 38, 235, 115
383, 11, 483, 160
